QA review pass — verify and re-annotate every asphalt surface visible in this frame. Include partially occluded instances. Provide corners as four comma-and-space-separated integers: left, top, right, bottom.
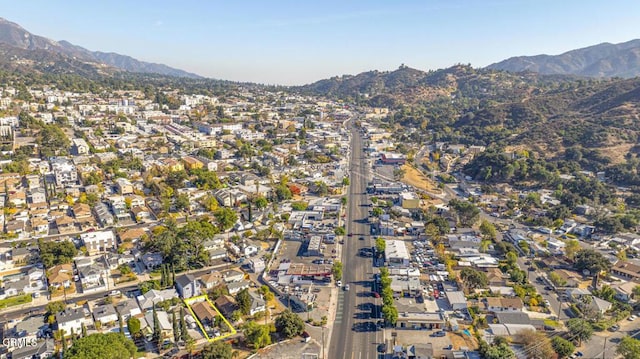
329, 121, 382, 359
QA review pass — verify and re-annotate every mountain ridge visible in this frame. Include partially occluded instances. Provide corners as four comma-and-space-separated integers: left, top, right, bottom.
487, 39, 640, 78
0, 17, 202, 78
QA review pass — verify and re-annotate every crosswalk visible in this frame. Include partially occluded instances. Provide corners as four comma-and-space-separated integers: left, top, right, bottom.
335, 291, 345, 324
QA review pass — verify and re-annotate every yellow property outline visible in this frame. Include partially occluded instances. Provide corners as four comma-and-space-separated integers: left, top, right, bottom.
184, 295, 237, 342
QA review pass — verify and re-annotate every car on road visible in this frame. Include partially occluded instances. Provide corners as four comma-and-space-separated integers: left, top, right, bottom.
348, 233, 353, 237
373, 292, 380, 298
344, 284, 350, 291
359, 236, 365, 240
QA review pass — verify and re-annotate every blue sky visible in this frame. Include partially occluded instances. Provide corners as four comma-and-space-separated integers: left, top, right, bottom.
2, 0, 639, 85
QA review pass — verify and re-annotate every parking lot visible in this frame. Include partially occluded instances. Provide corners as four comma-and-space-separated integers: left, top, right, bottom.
269, 236, 339, 323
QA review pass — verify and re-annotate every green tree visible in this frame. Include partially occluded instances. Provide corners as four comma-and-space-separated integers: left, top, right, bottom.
175, 193, 190, 212
259, 285, 275, 302
479, 220, 497, 241
275, 309, 305, 339
180, 310, 189, 342
342, 177, 350, 186
459, 268, 488, 290
274, 184, 292, 202
551, 336, 575, 359
243, 321, 272, 349
39, 240, 77, 269
254, 196, 268, 209
152, 306, 161, 345
127, 317, 141, 338
172, 311, 180, 343
63, 333, 136, 359
291, 201, 308, 211
375, 237, 386, 254
236, 289, 251, 315
382, 304, 398, 327
573, 249, 612, 282
202, 340, 234, 359
449, 199, 480, 226
593, 284, 615, 302
46, 301, 67, 316
332, 261, 343, 281
334, 226, 346, 236
617, 337, 640, 359
566, 318, 594, 346
483, 342, 515, 359
564, 239, 581, 260
215, 207, 238, 232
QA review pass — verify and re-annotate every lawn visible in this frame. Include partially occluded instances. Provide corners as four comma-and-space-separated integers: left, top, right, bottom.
0, 294, 33, 309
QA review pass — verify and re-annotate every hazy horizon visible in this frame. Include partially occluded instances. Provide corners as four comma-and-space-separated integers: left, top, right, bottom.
1, 0, 639, 85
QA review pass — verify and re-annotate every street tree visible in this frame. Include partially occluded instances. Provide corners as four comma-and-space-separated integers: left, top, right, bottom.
382, 304, 398, 327
375, 237, 386, 254
275, 310, 305, 339
202, 340, 234, 359
551, 336, 575, 359
617, 337, 640, 359
566, 318, 594, 346
332, 261, 343, 281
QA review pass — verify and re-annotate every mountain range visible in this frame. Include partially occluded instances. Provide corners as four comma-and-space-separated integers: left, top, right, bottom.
0, 17, 201, 78
487, 39, 640, 78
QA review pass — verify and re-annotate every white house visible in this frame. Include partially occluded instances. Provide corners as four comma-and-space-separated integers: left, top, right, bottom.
80, 230, 117, 254
56, 308, 86, 335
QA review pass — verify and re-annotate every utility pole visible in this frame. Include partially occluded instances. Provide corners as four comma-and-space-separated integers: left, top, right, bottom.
602, 338, 607, 359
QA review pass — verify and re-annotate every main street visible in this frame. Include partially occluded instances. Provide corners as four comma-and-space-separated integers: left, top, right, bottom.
329, 120, 381, 359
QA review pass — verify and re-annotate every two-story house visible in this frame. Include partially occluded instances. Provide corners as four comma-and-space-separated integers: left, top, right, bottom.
175, 274, 201, 299
55, 308, 86, 335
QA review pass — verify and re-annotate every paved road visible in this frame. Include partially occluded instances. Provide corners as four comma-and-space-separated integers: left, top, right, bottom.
329, 120, 381, 359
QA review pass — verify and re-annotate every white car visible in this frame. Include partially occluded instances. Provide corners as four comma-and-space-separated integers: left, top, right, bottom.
628, 314, 637, 321
337, 280, 342, 287
344, 284, 350, 291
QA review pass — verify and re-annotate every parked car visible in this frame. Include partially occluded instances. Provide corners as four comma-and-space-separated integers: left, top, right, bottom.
609, 324, 620, 332
628, 314, 637, 321
344, 284, 350, 291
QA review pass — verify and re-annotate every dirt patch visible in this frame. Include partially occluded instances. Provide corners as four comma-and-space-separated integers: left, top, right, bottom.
599, 143, 635, 165
400, 164, 437, 191
448, 330, 478, 350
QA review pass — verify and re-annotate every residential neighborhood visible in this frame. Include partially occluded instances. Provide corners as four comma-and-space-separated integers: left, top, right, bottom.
0, 76, 639, 359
